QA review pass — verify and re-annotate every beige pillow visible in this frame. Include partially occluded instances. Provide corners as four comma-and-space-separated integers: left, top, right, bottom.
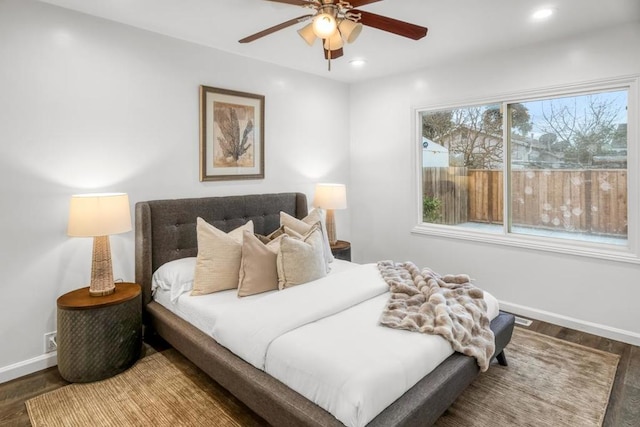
282, 226, 304, 239
192, 218, 254, 296
280, 209, 334, 264
237, 230, 284, 297
255, 226, 288, 244
277, 225, 327, 289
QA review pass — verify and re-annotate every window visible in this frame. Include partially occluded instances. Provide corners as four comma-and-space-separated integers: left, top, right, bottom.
415, 78, 638, 262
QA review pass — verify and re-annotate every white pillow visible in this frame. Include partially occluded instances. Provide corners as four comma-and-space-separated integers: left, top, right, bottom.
151, 257, 196, 303
280, 209, 334, 265
192, 218, 254, 296
276, 225, 327, 289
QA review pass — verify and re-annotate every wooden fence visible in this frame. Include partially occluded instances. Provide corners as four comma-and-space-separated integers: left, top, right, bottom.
422, 167, 468, 225
423, 168, 628, 236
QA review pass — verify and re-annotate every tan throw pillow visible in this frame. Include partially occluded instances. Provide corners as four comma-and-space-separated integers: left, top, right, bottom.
277, 225, 327, 289
238, 230, 285, 297
255, 226, 286, 244
192, 218, 254, 296
280, 209, 334, 264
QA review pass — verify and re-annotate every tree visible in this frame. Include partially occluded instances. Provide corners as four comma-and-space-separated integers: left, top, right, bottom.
422, 111, 454, 143
453, 106, 503, 169
483, 103, 532, 136
509, 103, 533, 136
536, 95, 623, 166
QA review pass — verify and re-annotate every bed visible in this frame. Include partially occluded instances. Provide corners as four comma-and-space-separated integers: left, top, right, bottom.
135, 192, 515, 427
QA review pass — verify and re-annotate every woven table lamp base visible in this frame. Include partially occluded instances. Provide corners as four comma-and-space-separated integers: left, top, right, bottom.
90, 235, 115, 296
326, 209, 337, 245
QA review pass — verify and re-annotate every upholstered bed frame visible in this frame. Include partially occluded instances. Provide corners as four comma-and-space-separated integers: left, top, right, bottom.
135, 192, 515, 426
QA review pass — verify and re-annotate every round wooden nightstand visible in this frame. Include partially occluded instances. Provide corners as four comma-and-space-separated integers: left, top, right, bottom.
330, 240, 351, 262
56, 282, 142, 383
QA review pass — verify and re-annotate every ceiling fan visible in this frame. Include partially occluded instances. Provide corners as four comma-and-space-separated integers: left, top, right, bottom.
239, 0, 428, 70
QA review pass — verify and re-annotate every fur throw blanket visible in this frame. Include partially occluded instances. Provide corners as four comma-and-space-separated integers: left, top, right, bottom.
377, 261, 495, 372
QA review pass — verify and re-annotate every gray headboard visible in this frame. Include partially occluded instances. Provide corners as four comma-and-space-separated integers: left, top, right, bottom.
135, 192, 308, 306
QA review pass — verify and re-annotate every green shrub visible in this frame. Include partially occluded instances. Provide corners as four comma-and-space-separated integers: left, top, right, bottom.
423, 196, 442, 223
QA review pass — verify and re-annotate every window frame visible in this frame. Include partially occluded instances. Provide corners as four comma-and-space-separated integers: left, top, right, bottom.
412, 76, 640, 264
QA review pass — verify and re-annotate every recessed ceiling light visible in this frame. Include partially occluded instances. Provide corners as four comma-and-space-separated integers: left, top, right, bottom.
349, 59, 367, 68
532, 8, 555, 20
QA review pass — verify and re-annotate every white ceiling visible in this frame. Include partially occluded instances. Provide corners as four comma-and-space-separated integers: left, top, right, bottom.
39, 0, 640, 83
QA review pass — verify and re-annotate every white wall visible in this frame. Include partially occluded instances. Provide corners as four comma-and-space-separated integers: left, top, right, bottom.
1, 0, 638, 383
0, 0, 350, 380
350, 23, 640, 344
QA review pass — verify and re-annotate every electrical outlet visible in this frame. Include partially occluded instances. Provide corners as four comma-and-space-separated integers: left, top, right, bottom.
44, 331, 57, 353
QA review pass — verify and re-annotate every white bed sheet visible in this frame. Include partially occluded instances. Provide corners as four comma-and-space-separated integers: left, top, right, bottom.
212, 263, 389, 369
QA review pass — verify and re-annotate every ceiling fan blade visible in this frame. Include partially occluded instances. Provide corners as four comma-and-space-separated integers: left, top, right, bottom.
323, 47, 344, 59
348, 0, 382, 7
239, 14, 313, 43
264, 0, 313, 5
353, 9, 428, 40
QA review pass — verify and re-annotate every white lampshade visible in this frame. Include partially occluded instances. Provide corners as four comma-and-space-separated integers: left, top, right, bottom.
323, 30, 344, 51
338, 19, 363, 43
298, 23, 317, 46
313, 183, 347, 210
68, 193, 132, 237
312, 13, 337, 38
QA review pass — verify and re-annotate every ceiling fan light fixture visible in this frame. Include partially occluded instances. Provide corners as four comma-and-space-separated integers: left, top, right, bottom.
323, 30, 344, 51
237, 0, 429, 72
338, 19, 363, 44
312, 13, 337, 38
297, 22, 317, 46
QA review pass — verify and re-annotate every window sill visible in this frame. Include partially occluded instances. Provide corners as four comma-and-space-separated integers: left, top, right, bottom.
411, 223, 640, 264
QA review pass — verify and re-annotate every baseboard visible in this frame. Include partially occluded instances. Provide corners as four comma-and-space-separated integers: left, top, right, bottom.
500, 300, 640, 346
0, 352, 57, 384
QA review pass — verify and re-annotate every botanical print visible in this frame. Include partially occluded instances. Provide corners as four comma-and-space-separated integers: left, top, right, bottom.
199, 85, 264, 181
213, 101, 255, 168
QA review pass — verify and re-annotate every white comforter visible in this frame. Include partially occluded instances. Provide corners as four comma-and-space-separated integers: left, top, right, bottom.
154, 262, 499, 427
212, 264, 388, 369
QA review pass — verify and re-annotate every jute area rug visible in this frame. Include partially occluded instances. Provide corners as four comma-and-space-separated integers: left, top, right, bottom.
26, 349, 261, 427
435, 327, 619, 427
26, 327, 619, 427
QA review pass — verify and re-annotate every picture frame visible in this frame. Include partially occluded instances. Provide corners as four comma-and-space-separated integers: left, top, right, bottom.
199, 85, 265, 181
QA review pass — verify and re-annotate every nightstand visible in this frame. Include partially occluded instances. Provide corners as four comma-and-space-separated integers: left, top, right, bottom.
56, 282, 142, 383
330, 240, 351, 262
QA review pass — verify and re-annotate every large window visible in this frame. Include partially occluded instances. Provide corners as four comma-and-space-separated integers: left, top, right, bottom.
416, 78, 638, 262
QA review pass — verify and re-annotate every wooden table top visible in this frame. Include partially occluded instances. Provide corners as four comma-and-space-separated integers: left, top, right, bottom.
57, 282, 140, 310
330, 240, 350, 250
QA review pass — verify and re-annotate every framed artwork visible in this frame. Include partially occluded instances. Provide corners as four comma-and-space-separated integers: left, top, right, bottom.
199, 85, 265, 181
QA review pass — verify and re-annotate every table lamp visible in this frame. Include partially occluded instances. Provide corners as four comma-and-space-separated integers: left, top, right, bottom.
67, 193, 132, 296
313, 183, 347, 245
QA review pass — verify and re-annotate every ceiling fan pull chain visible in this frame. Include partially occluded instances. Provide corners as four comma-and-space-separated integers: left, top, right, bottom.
328, 37, 332, 71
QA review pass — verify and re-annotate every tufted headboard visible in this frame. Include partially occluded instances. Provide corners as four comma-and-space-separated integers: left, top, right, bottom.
135, 192, 308, 306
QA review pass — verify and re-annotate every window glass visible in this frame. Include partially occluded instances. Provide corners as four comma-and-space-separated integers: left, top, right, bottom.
419, 88, 629, 248
421, 103, 504, 233
509, 90, 628, 245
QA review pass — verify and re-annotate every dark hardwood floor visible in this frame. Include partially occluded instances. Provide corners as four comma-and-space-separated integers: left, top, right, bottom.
1, 318, 638, 426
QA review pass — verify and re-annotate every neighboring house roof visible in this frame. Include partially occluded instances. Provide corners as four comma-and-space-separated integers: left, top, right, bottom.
422, 138, 448, 153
